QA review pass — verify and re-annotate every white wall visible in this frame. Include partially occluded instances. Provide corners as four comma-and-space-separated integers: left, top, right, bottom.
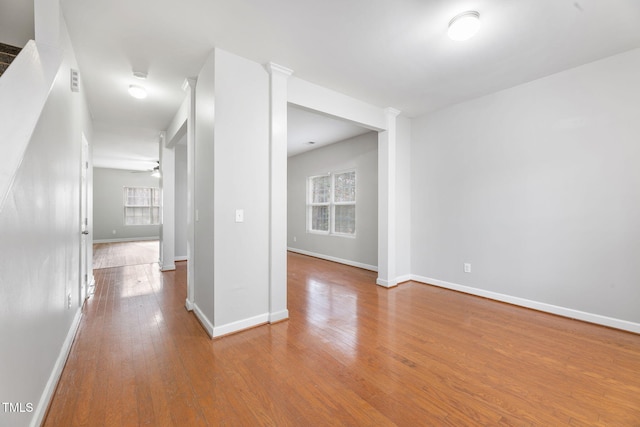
193, 51, 216, 329
288, 132, 378, 269
92, 167, 161, 242
175, 142, 188, 260
0, 12, 93, 427
212, 49, 270, 332
411, 48, 640, 328
0, 0, 34, 47
193, 48, 270, 336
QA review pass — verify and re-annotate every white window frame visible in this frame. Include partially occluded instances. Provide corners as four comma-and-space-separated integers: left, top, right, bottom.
307, 174, 331, 234
306, 169, 356, 237
331, 170, 356, 237
123, 186, 161, 226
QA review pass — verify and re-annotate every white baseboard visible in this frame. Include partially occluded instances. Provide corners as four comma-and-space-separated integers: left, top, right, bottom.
396, 274, 412, 284
378, 274, 413, 287
160, 263, 176, 272
213, 313, 269, 338
192, 303, 214, 337
287, 247, 377, 272
31, 308, 82, 427
87, 275, 96, 297
269, 309, 289, 323
174, 256, 188, 262
411, 275, 640, 335
93, 236, 159, 243
192, 304, 272, 338
185, 298, 194, 311
376, 277, 398, 288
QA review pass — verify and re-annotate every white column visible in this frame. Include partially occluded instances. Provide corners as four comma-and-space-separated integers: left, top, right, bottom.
160, 131, 176, 271
377, 108, 401, 287
184, 78, 197, 310
266, 62, 293, 323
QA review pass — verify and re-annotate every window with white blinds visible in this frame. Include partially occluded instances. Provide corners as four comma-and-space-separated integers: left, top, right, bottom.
123, 187, 161, 225
307, 170, 356, 236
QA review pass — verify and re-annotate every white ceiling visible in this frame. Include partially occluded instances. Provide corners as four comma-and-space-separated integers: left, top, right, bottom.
44, 1, 640, 167
91, 121, 162, 170
287, 106, 372, 157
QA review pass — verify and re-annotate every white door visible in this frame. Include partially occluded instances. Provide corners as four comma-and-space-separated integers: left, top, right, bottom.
80, 135, 91, 303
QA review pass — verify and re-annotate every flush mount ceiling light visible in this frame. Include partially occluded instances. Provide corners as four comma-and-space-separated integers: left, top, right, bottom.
133, 71, 148, 80
448, 11, 481, 41
128, 84, 147, 99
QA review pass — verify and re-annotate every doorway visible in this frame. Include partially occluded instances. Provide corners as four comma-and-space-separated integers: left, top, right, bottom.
80, 134, 92, 302
286, 104, 379, 273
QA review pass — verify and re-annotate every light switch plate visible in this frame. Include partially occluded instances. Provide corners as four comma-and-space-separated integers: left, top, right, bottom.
235, 209, 244, 223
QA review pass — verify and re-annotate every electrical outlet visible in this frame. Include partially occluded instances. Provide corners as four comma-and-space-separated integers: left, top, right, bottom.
293, 236, 297, 242
67, 293, 72, 308
464, 263, 471, 273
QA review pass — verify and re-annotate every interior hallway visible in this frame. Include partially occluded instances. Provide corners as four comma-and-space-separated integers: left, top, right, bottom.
45, 247, 640, 425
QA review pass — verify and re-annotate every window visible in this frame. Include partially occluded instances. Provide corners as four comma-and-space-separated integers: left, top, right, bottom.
308, 175, 331, 232
123, 187, 161, 225
307, 170, 356, 236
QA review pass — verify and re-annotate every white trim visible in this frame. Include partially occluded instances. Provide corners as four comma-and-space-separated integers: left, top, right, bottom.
288, 247, 377, 272
93, 236, 159, 243
159, 135, 176, 274
288, 76, 387, 131
213, 313, 269, 338
192, 303, 214, 337
267, 62, 291, 331
184, 77, 197, 318
265, 62, 294, 77
160, 263, 176, 272
376, 277, 398, 288
377, 108, 400, 292
87, 275, 96, 298
185, 298, 194, 311
175, 256, 188, 262
411, 275, 640, 335
31, 308, 82, 427
307, 174, 331, 234
269, 309, 289, 323
395, 274, 412, 284
306, 171, 357, 237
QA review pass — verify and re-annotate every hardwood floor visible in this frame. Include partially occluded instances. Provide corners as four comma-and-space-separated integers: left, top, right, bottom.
45, 250, 640, 426
92, 240, 159, 269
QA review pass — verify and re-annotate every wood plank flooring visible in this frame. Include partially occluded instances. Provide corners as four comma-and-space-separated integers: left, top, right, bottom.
92, 240, 159, 269
45, 250, 640, 426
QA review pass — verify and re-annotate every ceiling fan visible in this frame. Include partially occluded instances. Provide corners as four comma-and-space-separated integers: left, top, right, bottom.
133, 161, 161, 177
